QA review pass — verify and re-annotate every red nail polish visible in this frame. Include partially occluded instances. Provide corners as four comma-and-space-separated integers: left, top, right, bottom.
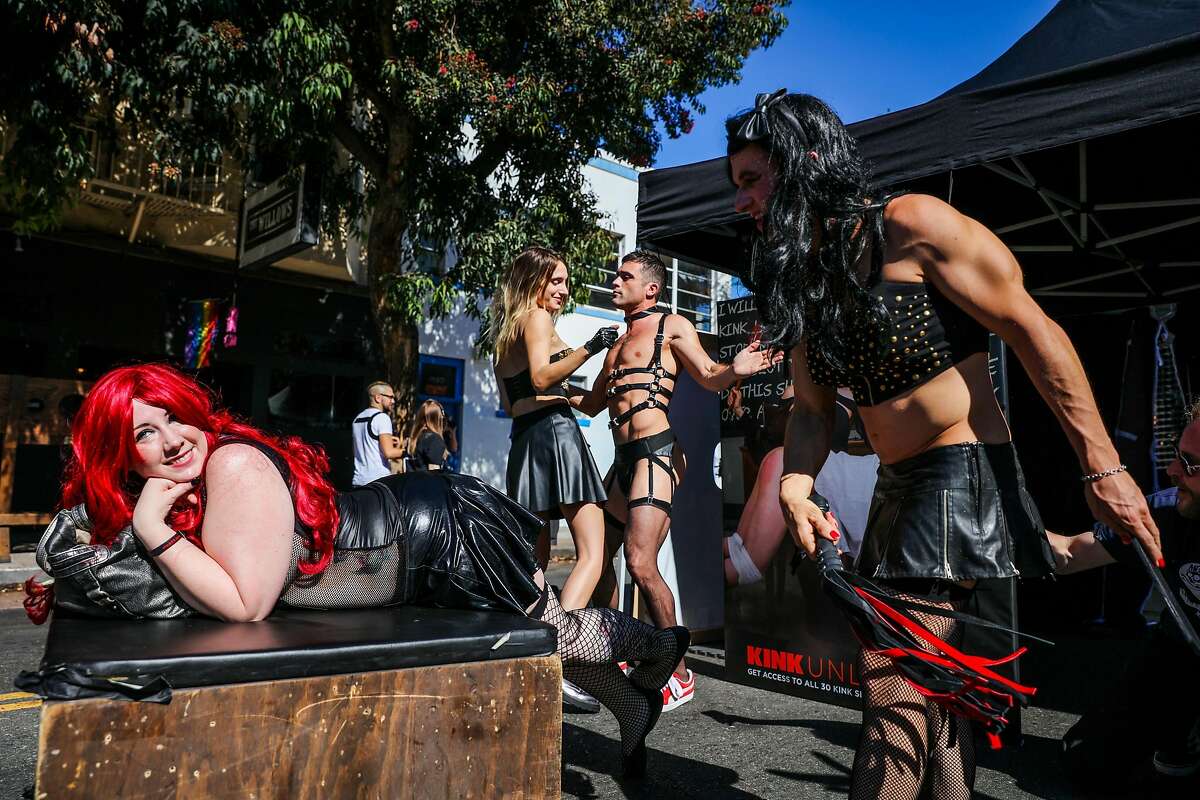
830, 531, 840, 541
1157, 557, 1166, 569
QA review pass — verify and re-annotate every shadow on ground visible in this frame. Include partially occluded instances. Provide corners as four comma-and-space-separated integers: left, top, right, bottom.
562, 722, 759, 799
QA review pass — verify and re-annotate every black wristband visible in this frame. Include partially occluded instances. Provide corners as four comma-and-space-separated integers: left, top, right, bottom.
149, 531, 185, 557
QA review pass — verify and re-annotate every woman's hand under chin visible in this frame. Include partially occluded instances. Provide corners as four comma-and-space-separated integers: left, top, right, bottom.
132, 477, 196, 542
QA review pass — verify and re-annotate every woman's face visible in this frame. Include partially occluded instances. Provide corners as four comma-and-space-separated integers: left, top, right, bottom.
538, 262, 570, 312
130, 399, 209, 482
730, 144, 776, 232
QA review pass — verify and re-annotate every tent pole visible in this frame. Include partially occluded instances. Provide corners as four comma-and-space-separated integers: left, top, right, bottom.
982, 163, 1081, 209
1078, 141, 1088, 244
1011, 157, 1086, 248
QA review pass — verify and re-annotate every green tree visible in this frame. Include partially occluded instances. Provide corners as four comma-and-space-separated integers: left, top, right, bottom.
1, 0, 787, 408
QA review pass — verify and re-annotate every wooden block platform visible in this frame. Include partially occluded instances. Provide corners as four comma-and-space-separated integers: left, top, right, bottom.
35, 655, 562, 799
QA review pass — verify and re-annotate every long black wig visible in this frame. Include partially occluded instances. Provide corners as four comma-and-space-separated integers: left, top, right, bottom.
726, 92, 894, 366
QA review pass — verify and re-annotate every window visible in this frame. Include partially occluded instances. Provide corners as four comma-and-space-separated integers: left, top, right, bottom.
585, 233, 623, 310
413, 234, 444, 275
672, 259, 714, 333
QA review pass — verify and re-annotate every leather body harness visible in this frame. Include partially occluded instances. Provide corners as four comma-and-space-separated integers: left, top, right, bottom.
604, 310, 678, 518
606, 311, 676, 430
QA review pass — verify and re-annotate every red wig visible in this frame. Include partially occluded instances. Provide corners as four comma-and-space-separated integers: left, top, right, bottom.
62, 363, 337, 574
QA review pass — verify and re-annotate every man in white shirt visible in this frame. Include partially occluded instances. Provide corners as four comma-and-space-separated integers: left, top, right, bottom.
351, 382, 405, 487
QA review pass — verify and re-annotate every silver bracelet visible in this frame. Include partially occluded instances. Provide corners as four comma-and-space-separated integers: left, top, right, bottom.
1081, 464, 1128, 483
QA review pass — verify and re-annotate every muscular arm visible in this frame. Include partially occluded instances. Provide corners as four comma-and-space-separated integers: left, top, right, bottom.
777, 343, 841, 555
148, 446, 295, 621
670, 315, 780, 392
893, 194, 1163, 563
523, 310, 602, 392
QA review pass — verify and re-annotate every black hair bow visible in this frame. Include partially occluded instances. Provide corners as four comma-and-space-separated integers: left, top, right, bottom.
735, 88, 789, 142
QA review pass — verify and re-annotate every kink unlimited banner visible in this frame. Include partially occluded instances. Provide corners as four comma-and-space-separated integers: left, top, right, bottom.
718, 295, 864, 709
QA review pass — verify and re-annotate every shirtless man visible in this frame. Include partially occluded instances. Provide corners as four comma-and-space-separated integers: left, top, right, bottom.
575, 249, 780, 710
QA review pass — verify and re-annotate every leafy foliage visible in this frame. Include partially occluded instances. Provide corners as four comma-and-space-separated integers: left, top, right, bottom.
2, 1, 786, 349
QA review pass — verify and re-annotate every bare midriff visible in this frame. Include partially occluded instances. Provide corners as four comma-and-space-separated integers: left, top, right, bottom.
510, 394, 571, 418
858, 351, 1011, 465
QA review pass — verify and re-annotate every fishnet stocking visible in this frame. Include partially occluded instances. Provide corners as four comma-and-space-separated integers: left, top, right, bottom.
534, 589, 687, 770
850, 591, 975, 800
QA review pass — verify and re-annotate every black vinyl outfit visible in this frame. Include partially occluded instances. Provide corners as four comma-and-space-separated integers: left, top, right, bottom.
800, 263, 1051, 800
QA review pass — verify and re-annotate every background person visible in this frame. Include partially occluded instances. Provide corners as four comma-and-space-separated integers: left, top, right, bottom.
406, 399, 450, 471
351, 381, 405, 486
492, 246, 619, 711
492, 245, 618, 600
1052, 403, 1200, 787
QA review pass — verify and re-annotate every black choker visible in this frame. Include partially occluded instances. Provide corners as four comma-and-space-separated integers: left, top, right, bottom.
624, 309, 659, 324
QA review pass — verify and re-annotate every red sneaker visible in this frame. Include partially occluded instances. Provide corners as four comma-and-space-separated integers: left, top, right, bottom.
661, 669, 694, 712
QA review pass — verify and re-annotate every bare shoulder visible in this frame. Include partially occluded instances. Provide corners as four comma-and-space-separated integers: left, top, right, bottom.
526, 307, 553, 325
883, 193, 971, 254
664, 312, 697, 339
205, 443, 285, 489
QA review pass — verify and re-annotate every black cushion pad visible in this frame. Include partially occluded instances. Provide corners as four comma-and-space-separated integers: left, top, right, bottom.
41, 606, 557, 689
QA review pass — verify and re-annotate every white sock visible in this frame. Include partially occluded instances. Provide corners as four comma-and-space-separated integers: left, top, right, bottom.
727, 532, 763, 585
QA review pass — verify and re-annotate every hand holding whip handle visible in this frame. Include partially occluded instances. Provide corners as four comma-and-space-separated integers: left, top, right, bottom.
809, 493, 844, 573
1133, 540, 1200, 658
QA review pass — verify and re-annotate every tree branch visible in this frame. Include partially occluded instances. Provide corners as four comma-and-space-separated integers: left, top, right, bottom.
333, 113, 385, 178
470, 137, 510, 182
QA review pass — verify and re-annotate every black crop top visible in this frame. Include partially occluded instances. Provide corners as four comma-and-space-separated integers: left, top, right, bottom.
502, 348, 572, 404
805, 280, 989, 406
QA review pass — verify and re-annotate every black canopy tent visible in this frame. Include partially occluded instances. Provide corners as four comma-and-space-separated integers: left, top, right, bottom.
637, 0, 1200, 312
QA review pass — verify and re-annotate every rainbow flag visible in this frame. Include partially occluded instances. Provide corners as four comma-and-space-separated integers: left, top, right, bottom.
184, 299, 221, 369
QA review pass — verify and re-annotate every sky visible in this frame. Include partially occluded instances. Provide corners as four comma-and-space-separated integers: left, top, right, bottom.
653, 0, 1060, 168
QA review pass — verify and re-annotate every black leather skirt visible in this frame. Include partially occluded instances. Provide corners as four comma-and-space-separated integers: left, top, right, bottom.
506, 403, 607, 519
854, 441, 1054, 582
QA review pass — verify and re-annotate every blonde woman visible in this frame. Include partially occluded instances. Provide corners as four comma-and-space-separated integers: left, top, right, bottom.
406, 400, 449, 471
494, 246, 617, 610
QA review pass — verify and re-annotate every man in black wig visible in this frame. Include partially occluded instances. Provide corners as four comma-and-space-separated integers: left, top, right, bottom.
725, 89, 1162, 799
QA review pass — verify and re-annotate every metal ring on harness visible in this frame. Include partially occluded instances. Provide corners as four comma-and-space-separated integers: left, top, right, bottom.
645, 397, 657, 408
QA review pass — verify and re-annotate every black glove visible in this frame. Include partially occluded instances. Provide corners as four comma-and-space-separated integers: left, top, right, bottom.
584, 326, 618, 355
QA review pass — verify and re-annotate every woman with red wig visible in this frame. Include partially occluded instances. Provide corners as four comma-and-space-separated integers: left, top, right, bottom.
33, 363, 688, 777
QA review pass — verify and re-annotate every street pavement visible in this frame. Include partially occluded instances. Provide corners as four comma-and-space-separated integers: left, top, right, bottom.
1, 564, 1196, 798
